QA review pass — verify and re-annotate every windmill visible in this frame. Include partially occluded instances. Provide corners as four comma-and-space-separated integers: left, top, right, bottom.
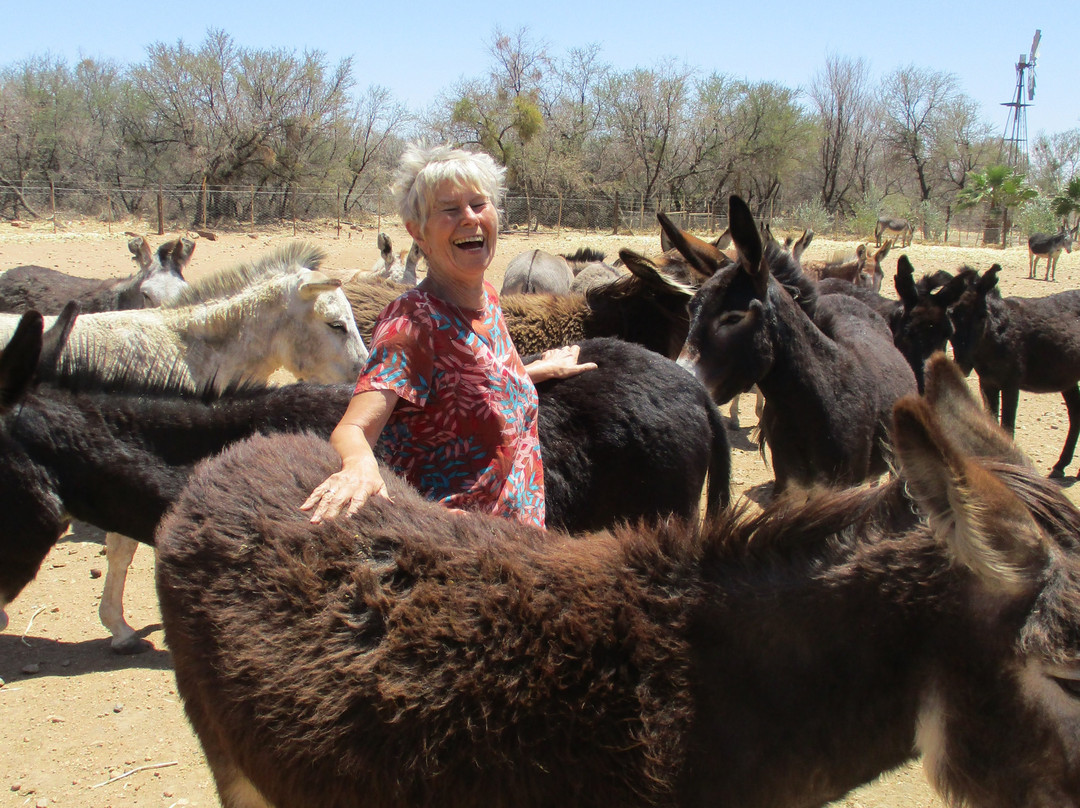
1001, 29, 1041, 171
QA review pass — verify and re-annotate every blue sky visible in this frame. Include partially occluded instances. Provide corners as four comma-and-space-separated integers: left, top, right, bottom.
7, 0, 1078, 137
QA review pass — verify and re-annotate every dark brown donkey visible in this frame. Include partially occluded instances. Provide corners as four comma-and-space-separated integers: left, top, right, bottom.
155, 354, 1080, 808
666, 195, 916, 492
947, 263, 1080, 477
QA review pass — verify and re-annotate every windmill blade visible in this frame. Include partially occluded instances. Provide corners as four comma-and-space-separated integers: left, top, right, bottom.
1028, 69, 1036, 101
1030, 29, 1041, 63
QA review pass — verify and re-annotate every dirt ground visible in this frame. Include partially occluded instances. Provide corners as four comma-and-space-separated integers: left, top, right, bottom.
1, 215, 1077, 807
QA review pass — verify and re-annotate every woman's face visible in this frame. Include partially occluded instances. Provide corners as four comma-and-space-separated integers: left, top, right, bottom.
408, 181, 498, 283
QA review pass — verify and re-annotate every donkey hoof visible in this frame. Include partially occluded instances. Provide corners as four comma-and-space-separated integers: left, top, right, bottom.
1049, 467, 1066, 480
111, 636, 153, 655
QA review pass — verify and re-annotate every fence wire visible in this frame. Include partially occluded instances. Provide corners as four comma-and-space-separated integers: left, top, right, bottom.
0, 183, 1011, 247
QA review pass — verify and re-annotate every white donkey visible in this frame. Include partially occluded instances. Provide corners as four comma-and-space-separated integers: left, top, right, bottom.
2, 242, 368, 652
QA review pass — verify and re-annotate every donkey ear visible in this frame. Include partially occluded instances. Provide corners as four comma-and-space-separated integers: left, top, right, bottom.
728, 195, 769, 298
977, 265, 1001, 295
298, 271, 343, 300
660, 224, 674, 253
656, 211, 728, 279
174, 237, 196, 270
39, 300, 79, 373
712, 226, 732, 250
130, 237, 153, 271
895, 255, 919, 310
0, 310, 44, 410
921, 353, 1030, 466
792, 229, 813, 261
618, 249, 695, 298
875, 240, 892, 262
855, 243, 867, 260
892, 394, 1045, 596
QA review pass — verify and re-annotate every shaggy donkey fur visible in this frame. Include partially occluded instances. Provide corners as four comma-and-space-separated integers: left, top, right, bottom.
155, 354, 1080, 808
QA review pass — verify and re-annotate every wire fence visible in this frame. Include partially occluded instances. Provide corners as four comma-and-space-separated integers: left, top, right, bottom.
0, 182, 1018, 248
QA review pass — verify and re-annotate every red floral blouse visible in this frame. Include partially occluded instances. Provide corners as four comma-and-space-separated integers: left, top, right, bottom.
353, 283, 545, 527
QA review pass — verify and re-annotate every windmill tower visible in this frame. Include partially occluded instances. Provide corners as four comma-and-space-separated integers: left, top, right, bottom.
1001, 29, 1040, 171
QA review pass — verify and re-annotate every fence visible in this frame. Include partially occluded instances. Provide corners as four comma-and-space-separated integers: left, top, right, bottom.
0, 181, 1026, 247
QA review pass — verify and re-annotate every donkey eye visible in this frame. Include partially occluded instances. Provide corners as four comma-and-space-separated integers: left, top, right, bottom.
719, 311, 746, 327
328, 321, 347, 333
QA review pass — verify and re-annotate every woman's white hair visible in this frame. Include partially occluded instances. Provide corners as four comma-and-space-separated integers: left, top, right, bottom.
392, 143, 506, 228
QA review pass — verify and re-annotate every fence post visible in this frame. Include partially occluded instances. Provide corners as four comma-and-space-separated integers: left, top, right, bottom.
157, 185, 164, 236
250, 186, 256, 234
200, 175, 208, 229
377, 189, 382, 235
557, 192, 563, 235
336, 186, 341, 239
105, 191, 113, 234
49, 179, 56, 233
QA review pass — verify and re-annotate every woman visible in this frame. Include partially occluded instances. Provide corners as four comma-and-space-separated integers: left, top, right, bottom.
302, 143, 595, 528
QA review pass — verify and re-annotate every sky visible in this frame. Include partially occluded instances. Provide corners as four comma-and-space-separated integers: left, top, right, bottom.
6, 0, 1078, 140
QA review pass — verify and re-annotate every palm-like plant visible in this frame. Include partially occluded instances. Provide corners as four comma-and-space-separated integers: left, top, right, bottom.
1052, 175, 1080, 237
956, 164, 1038, 247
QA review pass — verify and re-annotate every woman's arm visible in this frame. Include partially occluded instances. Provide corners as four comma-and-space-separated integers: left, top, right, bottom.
300, 388, 399, 523
525, 344, 598, 384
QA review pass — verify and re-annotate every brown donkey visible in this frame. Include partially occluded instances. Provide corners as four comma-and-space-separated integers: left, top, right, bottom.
155, 354, 1080, 808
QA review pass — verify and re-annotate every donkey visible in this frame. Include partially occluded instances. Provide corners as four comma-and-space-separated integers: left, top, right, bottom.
875, 215, 913, 247
947, 263, 1080, 477
802, 241, 891, 292
361, 233, 420, 286
669, 195, 916, 492
500, 249, 575, 295
0, 235, 192, 313
0, 242, 368, 393
1028, 228, 1073, 281
155, 354, 1080, 808
0, 324, 729, 651
820, 256, 965, 393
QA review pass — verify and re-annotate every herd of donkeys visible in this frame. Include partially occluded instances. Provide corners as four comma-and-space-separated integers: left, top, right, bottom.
2, 197, 1079, 808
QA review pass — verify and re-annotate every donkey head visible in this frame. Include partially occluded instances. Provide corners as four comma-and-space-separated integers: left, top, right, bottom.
894, 354, 1080, 806
892, 256, 965, 392
946, 265, 998, 375
675, 195, 777, 405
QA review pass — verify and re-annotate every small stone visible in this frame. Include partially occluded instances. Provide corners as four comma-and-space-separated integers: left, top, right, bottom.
47, 715, 64, 724
89, 568, 102, 579
10, 783, 21, 791
21, 663, 40, 675
113, 703, 124, 713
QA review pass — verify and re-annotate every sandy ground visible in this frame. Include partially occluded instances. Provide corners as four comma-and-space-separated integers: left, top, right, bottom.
1, 215, 1077, 807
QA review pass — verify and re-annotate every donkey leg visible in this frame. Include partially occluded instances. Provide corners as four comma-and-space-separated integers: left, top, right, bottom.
728, 393, 741, 430
1051, 385, 1080, 478
99, 533, 152, 654
980, 382, 1002, 423
1000, 388, 1020, 435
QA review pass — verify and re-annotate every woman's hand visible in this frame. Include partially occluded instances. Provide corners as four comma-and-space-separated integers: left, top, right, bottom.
300, 389, 399, 524
525, 344, 598, 383
301, 462, 392, 524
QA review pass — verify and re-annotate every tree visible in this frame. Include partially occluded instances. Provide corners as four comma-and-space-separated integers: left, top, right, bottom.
808, 54, 876, 214
879, 65, 958, 204
956, 164, 1038, 246
599, 60, 692, 205
1052, 175, 1080, 236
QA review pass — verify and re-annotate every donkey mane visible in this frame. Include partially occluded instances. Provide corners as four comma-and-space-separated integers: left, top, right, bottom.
37, 347, 282, 399
164, 242, 327, 308
764, 240, 819, 315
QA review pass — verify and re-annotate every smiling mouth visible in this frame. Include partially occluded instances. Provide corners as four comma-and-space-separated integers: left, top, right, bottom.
454, 235, 485, 252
